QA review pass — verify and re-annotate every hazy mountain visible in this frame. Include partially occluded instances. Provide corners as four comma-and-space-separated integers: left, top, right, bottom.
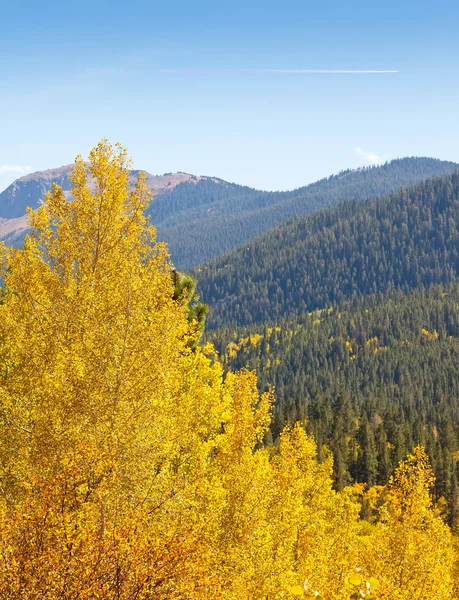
0, 165, 210, 220
0, 166, 221, 245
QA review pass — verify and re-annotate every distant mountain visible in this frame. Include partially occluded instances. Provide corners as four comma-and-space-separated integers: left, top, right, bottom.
0, 165, 209, 220
0, 157, 457, 269
0, 166, 222, 246
197, 170, 459, 330
158, 158, 459, 268
0, 166, 72, 220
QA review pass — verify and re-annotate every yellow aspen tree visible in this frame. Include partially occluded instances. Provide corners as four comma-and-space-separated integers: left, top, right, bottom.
0, 140, 361, 599
271, 424, 360, 600
212, 396, 361, 600
0, 140, 229, 598
361, 446, 453, 600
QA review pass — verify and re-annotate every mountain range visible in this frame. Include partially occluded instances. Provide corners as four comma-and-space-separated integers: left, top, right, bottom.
0, 166, 212, 247
194, 166, 459, 507
0, 157, 457, 269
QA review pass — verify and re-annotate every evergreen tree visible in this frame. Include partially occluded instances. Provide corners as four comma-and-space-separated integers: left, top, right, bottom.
171, 269, 209, 349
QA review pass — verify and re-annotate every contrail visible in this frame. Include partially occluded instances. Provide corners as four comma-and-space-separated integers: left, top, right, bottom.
160, 68, 399, 74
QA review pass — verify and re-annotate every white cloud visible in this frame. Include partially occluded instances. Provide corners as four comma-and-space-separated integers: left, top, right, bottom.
354, 146, 382, 165
0, 165, 33, 175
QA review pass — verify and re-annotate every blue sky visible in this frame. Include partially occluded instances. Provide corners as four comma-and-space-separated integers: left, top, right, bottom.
1, 0, 458, 191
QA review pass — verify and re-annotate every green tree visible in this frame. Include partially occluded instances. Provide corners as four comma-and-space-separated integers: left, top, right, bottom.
172, 269, 209, 349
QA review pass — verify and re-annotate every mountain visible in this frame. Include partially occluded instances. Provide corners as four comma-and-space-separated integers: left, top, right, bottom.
156, 157, 459, 268
0, 166, 219, 245
1, 157, 457, 268
0, 165, 204, 220
207, 283, 459, 513
0, 166, 73, 219
197, 170, 459, 330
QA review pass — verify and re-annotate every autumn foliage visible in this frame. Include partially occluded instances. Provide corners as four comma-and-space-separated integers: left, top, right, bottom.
0, 141, 455, 599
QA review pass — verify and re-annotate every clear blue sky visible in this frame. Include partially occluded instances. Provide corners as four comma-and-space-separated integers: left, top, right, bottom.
1, 0, 458, 191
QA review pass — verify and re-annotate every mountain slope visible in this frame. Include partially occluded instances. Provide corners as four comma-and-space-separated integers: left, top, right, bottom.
208, 283, 459, 507
158, 158, 459, 268
0, 166, 74, 219
0, 165, 209, 220
0, 167, 229, 246
197, 170, 459, 329
1, 158, 457, 268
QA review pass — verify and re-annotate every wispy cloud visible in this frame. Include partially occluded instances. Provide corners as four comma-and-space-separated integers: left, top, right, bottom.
354, 146, 382, 165
0, 165, 33, 175
161, 68, 399, 74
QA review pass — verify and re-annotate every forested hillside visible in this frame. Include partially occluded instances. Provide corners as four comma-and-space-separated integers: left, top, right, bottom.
198, 171, 459, 329
158, 157, 459, 268
209, 283, 459, 518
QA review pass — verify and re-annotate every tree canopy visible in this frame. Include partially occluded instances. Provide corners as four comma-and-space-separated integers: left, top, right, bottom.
0, 141, 454, 599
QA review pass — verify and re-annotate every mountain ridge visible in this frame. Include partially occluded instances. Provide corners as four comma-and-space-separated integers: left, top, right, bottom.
196, 170, 459, 329
0, 165, 215, 220
1, 157, 458, 269
157, 157, 459, 268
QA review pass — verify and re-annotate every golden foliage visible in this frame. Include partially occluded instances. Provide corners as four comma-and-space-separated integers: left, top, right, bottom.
0, 141, 455, 599
359, 447, 453, 600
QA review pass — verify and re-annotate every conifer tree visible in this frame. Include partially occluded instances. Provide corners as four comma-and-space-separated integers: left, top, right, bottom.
172, 268, 209, 349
